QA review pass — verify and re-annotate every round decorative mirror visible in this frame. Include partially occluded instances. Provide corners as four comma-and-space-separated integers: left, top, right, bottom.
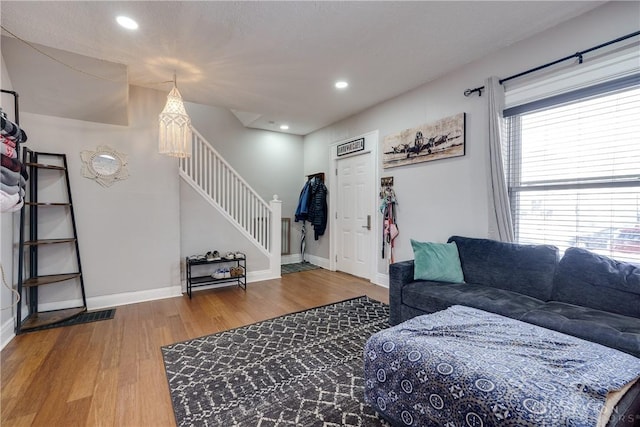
80, 145, 129, 187
92, 153, 121, 176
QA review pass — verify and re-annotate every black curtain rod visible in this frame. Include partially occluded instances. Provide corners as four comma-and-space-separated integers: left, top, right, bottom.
463, 30, 640, 97
1, 88, 20, 125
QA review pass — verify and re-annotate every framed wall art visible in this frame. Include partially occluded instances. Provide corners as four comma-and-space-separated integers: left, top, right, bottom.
382, 112, 465, 169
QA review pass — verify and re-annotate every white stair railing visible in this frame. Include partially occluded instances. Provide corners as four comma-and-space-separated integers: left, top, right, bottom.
179, 128, 280, 273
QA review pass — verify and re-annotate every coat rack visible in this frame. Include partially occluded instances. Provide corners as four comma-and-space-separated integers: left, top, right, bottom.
380, 176, 398, 264
297, 172, 326, 263
306, 172, 325, 182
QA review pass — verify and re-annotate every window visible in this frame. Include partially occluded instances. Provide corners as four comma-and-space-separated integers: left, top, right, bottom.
505, 81, 640, 264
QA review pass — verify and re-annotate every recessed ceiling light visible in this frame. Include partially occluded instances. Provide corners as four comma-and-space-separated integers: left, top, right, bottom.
335, 81, 349, 89
116, 16, 139, 30
280, 124, 289, 130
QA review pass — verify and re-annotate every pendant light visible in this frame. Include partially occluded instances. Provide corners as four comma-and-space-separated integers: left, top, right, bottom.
159, 74, 192, 158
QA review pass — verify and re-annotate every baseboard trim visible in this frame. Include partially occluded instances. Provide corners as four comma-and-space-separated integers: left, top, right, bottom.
281, 253, 330, 268
247, 269, 279, 283
372, 273, 389, 288
24, 268, 280, 316
304, 254, 330, 270
35, 285, 183, 312
281, 253, 302, 265
88, 286, 184, 310
1, 317, 15, 351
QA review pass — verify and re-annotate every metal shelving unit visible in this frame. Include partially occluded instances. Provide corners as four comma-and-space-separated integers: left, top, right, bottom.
185, 256, 246, 298
16, 150, 87, 333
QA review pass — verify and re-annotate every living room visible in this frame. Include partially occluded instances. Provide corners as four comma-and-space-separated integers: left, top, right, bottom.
1, 1, 639, 425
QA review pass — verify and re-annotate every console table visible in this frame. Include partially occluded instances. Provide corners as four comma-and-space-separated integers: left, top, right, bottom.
185, 256, 247, 298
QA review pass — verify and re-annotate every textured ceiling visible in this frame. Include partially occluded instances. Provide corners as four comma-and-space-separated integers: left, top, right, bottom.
1, 1, 604, 135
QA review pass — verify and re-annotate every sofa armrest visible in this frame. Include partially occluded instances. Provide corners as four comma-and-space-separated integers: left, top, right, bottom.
389, 260, 415, 325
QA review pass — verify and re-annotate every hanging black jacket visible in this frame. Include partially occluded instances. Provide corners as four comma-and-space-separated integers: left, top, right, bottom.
307, 179, 328, 240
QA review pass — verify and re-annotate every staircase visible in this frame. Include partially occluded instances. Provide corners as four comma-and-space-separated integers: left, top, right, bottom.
179, 128, 281, 278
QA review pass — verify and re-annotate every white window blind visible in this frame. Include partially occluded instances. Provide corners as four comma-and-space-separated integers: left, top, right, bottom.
506, 84, 640, 264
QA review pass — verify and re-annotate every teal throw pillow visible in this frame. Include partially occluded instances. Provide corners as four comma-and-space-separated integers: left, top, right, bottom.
411, 239, 464, 283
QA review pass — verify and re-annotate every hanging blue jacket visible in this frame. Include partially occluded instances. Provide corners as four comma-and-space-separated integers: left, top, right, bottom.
295, 180, 312, 222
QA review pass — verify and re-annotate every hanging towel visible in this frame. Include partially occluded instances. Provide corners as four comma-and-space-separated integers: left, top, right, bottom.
0, 116, 27, 144
1, 182, 24, 197
1, 138, 18, 158
0, 189, 22, 213
1, 154, 28, 177
0, 135, 17, 149
1, 167, 27, 189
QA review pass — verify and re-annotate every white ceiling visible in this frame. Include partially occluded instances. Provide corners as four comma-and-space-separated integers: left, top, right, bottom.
1, 1, 605, 135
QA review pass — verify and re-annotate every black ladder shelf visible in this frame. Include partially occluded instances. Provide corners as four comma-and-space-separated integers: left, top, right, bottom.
16, 149, 87, 333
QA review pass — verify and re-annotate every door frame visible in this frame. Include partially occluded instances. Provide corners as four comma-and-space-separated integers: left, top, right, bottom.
329, 130, 380, 281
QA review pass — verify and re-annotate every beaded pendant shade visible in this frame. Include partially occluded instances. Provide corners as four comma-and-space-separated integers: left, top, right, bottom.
159, 77, 192, 158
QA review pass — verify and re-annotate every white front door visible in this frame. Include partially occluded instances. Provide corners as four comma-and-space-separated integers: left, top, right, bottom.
336, 153, 372, 279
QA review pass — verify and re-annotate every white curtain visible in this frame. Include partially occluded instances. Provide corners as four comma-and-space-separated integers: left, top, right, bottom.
486, 76, 514, 242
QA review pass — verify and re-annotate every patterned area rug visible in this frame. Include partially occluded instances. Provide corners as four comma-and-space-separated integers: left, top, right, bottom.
281, 261, 321, 274
161, 296, 390, 426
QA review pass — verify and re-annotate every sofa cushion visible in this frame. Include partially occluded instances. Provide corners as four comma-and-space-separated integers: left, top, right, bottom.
410, 239, 464, 283
520, 301, 640, 357
551, 247, 640, 318
402, 281, 546, 319
448, 235, 559, 301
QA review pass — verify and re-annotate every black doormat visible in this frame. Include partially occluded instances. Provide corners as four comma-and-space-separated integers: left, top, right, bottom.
24, 309, 116, 333
161, 296, 391, 426
281, 261, 321, 274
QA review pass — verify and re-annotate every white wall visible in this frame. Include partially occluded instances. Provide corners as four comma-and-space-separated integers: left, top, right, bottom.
303, 2, 640, 277
180, 180, 270, 271
185, 103, 304, 217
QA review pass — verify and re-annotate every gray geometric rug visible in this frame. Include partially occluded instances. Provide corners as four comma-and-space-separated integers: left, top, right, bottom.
161, 296, 391, 426
281, 261, 321, 274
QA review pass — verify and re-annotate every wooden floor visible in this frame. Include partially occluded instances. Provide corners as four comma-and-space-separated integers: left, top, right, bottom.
1, 269, 389, 426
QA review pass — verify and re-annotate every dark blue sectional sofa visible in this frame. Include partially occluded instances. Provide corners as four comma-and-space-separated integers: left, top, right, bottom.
389, 235, 640, 357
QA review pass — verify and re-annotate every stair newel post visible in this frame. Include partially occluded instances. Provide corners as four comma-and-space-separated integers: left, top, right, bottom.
269, 195, 282, 278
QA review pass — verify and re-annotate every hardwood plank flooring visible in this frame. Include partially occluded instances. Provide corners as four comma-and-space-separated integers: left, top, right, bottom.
1, 269, 389, 426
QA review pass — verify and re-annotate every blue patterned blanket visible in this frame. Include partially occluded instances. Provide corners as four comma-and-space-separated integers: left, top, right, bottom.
364, 305, 640, 426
